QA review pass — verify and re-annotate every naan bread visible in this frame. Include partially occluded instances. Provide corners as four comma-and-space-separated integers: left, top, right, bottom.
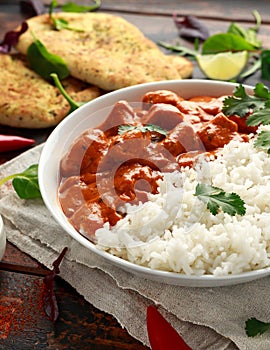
0, 54, 101, 128
16, 12, 193, 91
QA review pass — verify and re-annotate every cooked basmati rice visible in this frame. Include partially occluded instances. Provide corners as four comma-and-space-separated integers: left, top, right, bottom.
95, 128, 270, 276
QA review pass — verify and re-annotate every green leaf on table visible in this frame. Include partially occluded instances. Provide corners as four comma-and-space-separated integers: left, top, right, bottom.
0, 164, 41, 199
158, 41, 198, 58
239, 54, 261, 79
260, 49, 270, 81
61, 0, 101, 12
227, 10, 262, 49
27, 35, 69, 81
245, 318, 270, 337
194, 183, 246, 216
202, 33, 257, 54
222, 83, 270, 117
254, 130, 270, 153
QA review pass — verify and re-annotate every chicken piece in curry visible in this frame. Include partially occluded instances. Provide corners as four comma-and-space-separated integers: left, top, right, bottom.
58, 89, 255, 242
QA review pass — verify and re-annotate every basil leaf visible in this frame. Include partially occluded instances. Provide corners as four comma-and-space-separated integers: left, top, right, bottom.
50, 73, 84, 114
61, 0, 101, 12
27, 37, 69, 81
245, 318, 270, 337
202, 33, 256, 54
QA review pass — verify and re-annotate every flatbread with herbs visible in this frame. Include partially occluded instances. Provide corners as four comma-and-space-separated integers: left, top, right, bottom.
0, 54, 101, 128
16, 12, 193, 91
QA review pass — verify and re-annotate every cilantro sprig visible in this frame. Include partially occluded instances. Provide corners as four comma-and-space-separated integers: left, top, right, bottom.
222, 83, 270, 153
194, 183, 246, 216
118, 124, 168, 136
254, 130, 270, 153
222, 83, 270, 118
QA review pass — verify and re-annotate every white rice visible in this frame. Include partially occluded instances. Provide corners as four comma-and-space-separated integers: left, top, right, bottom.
95, 127, 270, 276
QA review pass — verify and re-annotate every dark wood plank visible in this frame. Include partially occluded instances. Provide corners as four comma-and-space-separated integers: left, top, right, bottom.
44, 0, 270, 23
0, 242, 48, 275
0, 270, 149, 349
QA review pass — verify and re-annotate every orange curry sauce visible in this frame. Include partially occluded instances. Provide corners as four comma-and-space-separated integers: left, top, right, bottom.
58, 90, 256, 242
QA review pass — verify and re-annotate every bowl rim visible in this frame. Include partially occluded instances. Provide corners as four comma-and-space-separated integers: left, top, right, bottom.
39, 79, 268, 287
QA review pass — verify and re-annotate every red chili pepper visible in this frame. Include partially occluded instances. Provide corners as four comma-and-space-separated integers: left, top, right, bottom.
146, 305, 192, 350
0, 134, 35, 153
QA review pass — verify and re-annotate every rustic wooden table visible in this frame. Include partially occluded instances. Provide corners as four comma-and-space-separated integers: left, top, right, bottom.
0, 1, 270, 349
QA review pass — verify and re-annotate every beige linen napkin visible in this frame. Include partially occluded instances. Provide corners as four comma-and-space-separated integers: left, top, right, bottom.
1, 145, 270, 350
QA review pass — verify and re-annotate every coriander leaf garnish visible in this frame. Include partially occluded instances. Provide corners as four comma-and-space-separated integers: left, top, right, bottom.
27, 32, 69, 81
194, 183, 246, 216
118, 124, 168, 136
245, 318, 270, 337
254, 131, 270, 153
0, 164, 41, 199
246, 108, 270, 126
222, 83, 270, 118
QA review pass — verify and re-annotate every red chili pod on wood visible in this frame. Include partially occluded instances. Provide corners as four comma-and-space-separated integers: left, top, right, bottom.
146, 305, 192, 350
0, 135, 35, 153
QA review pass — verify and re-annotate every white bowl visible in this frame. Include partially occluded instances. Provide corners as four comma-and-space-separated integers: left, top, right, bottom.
0, 215, 6, 260
38, 79, 270, 288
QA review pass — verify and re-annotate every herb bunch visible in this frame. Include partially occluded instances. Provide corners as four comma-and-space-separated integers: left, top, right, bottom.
159, 10, 269, 82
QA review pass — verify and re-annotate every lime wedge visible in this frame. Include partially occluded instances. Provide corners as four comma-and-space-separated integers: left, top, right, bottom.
196, 51, 249, 80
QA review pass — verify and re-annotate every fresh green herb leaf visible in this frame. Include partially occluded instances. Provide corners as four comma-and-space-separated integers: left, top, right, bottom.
239, 54, 261, 79
246, 108, 270, 126
254, 131, 270, 153
260, 49, 270, 81
49, 0, 58, 16
27, 33, 69, 81
50, 73, 84, 114
245, 318, 270, 337
158, 41, 198, 58
227, 11, 262, 49
194, 183, 246, 216
49, 0, 84, 32
61, 0, 101, 12
0, 164, 41, 199
202, 33, 256, 54
118, 124, 168, 136
222, 83, 269, 117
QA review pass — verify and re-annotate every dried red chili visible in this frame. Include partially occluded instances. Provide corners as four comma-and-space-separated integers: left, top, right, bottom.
0, 135, 35, 153
42, 247, 68, 322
